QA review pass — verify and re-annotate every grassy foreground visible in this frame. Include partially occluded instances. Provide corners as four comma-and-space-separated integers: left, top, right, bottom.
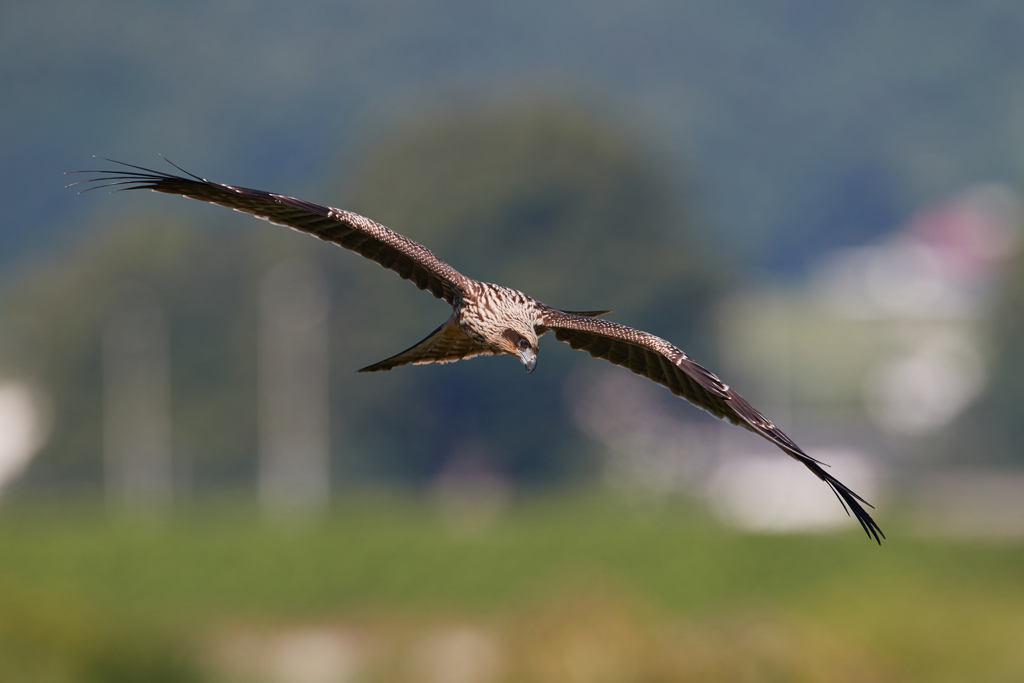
0, 492, 1022, 682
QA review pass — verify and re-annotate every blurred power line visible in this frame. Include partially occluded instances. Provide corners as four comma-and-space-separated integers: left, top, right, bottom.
102, 283, 173, 513
258, 259, 331, 520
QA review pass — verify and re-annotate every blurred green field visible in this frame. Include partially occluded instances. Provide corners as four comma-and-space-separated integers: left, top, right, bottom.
1, 492, 1023, 682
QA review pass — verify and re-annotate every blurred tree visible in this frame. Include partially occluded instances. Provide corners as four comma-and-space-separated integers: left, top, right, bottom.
328, 100, 725, 484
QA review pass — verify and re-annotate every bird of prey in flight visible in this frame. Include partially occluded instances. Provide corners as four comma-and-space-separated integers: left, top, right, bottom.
69, 158, 884, 543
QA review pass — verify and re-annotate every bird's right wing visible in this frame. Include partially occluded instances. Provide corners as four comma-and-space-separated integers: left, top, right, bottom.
541, 308, 884, 543
68, 160, 472, 305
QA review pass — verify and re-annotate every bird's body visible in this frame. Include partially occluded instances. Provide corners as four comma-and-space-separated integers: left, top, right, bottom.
69, 159, 884, 543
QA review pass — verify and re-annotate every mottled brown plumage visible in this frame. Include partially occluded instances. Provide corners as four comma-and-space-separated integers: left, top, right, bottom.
68, 159, 884, 543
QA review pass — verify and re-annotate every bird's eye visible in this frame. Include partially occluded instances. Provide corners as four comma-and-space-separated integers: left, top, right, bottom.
518, 338, 530, 350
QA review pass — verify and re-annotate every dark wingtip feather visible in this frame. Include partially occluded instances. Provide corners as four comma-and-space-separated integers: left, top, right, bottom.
66, 157, 206, 195
723, 391, 883, 540
159, 154, 207, 182
801, 459, 885, 544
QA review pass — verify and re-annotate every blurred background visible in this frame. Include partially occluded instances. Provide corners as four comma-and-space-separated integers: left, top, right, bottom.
3, 1, 1024, 681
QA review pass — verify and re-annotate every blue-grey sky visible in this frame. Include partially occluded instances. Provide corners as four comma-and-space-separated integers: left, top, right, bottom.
5, 0, 1024, 274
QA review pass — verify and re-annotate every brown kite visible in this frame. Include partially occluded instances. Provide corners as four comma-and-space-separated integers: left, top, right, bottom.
69, 159, 884, 542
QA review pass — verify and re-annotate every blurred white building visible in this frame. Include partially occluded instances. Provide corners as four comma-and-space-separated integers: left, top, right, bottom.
810, 184, 1021, 436
713, 184, 1021, 532
721, 184, 1021, 439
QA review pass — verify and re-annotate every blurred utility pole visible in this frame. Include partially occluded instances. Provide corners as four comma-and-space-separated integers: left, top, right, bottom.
258, 259, 331, 520
102, 283, 173, 514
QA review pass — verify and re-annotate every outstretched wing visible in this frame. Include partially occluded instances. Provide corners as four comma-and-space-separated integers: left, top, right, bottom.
67, 159, 471, 305
542, 309, 884, 543
358, 316, 498, 372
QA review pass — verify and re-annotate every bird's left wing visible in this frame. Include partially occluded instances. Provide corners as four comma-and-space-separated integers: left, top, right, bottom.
68, 160, 471, 305
541, 309, 884, 543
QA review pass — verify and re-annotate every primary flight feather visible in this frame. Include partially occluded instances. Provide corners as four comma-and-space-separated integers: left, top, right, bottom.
68, 158, 884, 543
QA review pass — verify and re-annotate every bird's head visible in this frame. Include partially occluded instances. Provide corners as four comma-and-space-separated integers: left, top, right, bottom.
500, 326, 539, 374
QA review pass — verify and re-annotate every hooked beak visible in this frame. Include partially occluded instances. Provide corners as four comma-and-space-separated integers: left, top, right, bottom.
518, 348, 538, 374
